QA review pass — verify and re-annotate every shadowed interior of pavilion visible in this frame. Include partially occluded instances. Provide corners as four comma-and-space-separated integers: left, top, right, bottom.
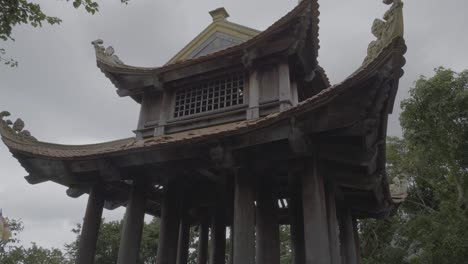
0, 0, 407, 263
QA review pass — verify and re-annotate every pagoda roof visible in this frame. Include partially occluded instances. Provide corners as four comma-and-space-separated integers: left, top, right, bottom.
93, 0, 322, 102
1, 38, 404, 160
1, 37, 407, 218
1, 0, 408, 218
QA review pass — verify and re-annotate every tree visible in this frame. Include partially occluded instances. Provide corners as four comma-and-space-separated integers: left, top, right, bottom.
400, 67, 468, 210
66, 217, 160, 264
0, 0, 128, 66
0, 218, 71, 264
279, 225, 292, 264
361, 68, 468, 263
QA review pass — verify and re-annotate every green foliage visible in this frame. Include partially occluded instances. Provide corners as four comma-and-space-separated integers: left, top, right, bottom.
66, 217, 160, 264
0, 219, 72, 264
0, 0, 129, 66
361, 68, 468, 264
0, 0, 61, 41
279, 225, 292, 264
401, 67, 468, 209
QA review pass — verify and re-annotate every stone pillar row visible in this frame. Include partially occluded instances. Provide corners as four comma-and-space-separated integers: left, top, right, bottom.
75, 162, 361, 264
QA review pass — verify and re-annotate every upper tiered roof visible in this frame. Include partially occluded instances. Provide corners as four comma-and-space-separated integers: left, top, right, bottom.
92, 0, 322, 103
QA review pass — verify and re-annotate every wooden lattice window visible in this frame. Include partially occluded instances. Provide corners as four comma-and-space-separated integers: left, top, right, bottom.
173, 72, 245, 118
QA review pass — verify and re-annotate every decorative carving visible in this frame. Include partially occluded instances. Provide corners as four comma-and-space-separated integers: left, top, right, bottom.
363, 0, 404, 65
288, 1, 318, 82
389, 175, 408, 203
0, 111, 37, 142
12, 118, 24, 132
91, 39, 124, 65
241, 48, 257, 70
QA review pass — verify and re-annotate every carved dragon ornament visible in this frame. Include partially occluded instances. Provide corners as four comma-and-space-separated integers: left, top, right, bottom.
92, 39, 124, 66
363, 0, 404, 65
0, 111, 37, 142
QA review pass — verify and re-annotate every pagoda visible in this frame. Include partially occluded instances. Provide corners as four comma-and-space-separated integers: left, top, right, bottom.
0, 0, 407, 263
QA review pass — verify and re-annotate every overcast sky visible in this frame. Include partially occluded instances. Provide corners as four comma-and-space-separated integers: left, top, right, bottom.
0, 0, 467, 250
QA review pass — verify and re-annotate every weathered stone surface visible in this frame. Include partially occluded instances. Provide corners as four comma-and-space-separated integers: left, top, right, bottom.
0, 112, 37, 142
92, 39, 124, 65
363, 0, 404, 65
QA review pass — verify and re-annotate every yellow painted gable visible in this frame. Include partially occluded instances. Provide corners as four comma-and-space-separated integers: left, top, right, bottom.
166, 8, 260, 65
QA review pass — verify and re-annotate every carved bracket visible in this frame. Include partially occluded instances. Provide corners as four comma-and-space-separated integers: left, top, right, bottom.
241, 48, 258, 71
209, 143, 236, 169
288, 117, 312, 155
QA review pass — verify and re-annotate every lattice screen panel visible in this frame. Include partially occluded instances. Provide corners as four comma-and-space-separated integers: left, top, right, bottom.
174, 72, 245, 118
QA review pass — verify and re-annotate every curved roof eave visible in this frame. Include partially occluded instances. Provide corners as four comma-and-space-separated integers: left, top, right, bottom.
1, 37, 406, 161
94, 0, 318, 81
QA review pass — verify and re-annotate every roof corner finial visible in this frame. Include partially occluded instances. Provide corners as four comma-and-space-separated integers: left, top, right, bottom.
363, 0, 404, 65
209, 7, 230, 22
0, 111, 37, 142
91, 39, 124, 66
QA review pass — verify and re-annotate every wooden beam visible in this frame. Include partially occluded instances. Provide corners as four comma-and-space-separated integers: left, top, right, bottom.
233, 171, 255, 264
197, 222, 209, 264
98, 160, 121, 181
24, 174, 48, 185
66, 186, 88, 198
156, 180, 180, 264
76, 185, 104, 264
117, 181, 146, 264
302, 154, 332, 264
256, 181, 280, 264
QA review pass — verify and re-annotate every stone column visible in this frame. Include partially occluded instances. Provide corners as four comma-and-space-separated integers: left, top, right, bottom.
256, 182, 280, 264
353, 218, 362, 264
176, 212, 190, 264
246, 71, 260, 120
337, 207, 358, 264
233, 171, 255, 264
326, 184, 341, 264
228, 226, 234, 264
209, 207, 226, 264
76, 185, 104, 264
197, 222, 209, 264
156, 181, 180, 264
117, 182, 147, 264
289, 176, 305, 264
302, 154, 332, 264
278, 62, 292, 111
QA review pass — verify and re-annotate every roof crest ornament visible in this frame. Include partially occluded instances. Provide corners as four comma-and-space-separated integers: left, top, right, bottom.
209, 7, 230, 22
92, 39, 124, 66
0, 111, 37, 142
363, 0, 404, 65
